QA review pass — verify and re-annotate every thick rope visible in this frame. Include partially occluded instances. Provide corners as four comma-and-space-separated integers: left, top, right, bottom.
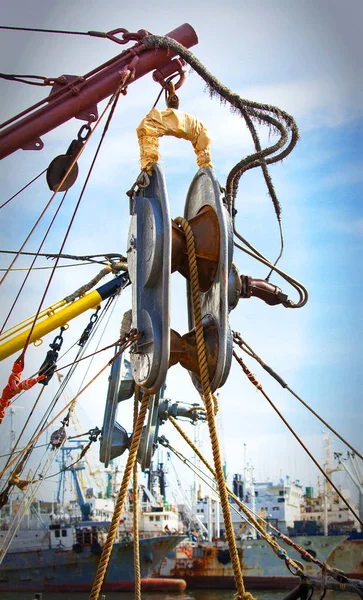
174, 216, 254, 600
169, 416, 305, 578
88, 392, 150, 600
133, 392, 141, 600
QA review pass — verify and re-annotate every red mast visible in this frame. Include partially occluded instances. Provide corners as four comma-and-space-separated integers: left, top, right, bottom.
0, 23, 198, 159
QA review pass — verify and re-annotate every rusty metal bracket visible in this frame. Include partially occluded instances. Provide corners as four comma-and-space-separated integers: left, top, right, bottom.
152, 58, 186, 91
184, 168, 234, 392
127, 163, 171, 393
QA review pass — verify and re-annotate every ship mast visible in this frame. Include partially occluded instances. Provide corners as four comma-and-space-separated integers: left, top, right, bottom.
323, 432, 343, 535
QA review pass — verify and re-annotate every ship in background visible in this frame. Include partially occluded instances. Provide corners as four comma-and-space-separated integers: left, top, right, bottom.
158, 435, 363, 589
0, 443, 186, 592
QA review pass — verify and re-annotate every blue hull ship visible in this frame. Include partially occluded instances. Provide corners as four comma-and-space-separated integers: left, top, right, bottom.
0, 524, 185, 592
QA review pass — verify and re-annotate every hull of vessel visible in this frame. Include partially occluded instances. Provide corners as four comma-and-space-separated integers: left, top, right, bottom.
158, 536, 363, 590
0, 535, 185, 592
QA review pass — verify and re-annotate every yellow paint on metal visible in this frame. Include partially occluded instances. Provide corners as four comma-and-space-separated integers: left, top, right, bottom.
137, 108, 213, 174
0, 300, 66, 342
0, 290, 102, 362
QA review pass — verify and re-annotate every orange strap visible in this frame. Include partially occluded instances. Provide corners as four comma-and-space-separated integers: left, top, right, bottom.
0, 360, 45, 423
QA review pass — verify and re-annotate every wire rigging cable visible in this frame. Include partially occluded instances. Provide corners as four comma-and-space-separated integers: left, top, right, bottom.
1, 298, 120, 490
0, 333, 139, 480
0, 24, 144, 44
0, 67, 128, 290
0, 169, 47, 210
0, 250, 126, 266
1, 75, 127, 362
165, 436, 344, 582
0, 189, 69, 334
233, 350, 363, 529
143, 35, 298, 274
233, 331, 363, 460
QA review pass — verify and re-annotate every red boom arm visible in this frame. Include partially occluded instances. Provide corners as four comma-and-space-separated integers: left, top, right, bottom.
0, 23, 198, 159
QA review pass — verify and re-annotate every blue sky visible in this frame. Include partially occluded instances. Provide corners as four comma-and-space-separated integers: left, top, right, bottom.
0, 0, 362, 504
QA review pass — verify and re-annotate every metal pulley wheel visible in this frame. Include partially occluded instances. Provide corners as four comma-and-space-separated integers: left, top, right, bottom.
99, 350, 130, 467
136, 382, 166, 471
137, 391, 161, 472
46, 154, 79, 191
127, 163, 171, 394
184, 168, 234, 392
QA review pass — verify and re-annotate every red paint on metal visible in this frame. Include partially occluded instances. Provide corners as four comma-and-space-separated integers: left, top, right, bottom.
0, 24, 198, 159
162, 574, 302, 590
10, 578, 187, 592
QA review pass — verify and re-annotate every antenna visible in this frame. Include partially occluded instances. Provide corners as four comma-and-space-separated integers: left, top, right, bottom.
9, 406, 24, 452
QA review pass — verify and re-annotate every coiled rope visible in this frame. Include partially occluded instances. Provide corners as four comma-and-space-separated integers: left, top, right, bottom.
144, 34, 298, 273
174, 216, 254, 600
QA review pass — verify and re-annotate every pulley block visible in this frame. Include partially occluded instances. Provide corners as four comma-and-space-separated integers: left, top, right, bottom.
137, 389, 162, 472
183, 168, 234, 392
99, 350, 130, 467
127, 163, 171, 394
136, 385, 206, 471
46, 154, 79, 192
46, 124, 91, 192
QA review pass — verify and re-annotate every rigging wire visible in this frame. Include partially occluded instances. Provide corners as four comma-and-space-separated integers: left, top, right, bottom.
1, 387, 46, 478
0, 442, 49, 459
0, 65, 128, 289
7, 281, 119, 411
143, 35, 298, 275
17, 71, 130, 358
0, 334, 137, 480
0, 73, 58, 87
5, 75, 126, 360
233, 350, 363, 529
0, 262, 94, 272
0, 190, 69, 334
0, 169, 47, 210
4, 303, 116, 484
75, 295, 120, 393
0, 250, 123, 266
1, 325, 138, 495
31, 436, 98, 483
234, 239, 308, 307
2, 297, 113, 481
0, 24, 138, 44
0, 430, 96, 459
53, 337, 127, 374
233, 332, 363, 461
0, 27, 145, 133
0, 24, 107, 36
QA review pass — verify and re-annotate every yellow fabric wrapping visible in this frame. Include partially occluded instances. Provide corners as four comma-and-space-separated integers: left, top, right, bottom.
136, 107, 213, 173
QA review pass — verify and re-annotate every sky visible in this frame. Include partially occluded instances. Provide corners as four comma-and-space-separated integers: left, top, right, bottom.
0, 0, 362, 508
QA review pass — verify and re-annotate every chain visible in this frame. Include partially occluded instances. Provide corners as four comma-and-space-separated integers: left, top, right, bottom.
78, 306, 101, 348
